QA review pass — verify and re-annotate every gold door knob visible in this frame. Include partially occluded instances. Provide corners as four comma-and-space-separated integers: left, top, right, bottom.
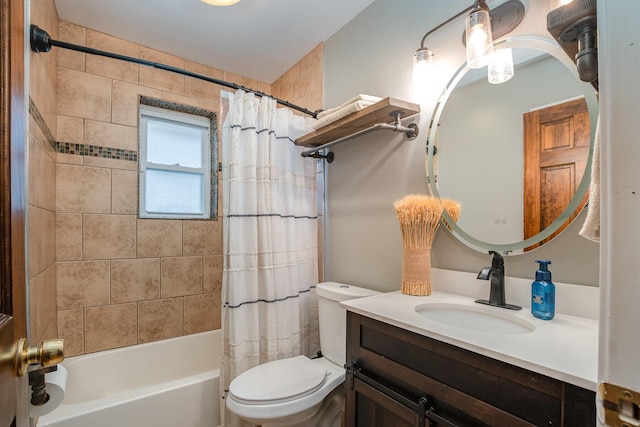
15, 338, 64, 376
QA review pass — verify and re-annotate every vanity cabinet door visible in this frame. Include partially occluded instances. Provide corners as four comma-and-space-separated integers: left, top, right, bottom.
345, 312, 596, 427
348, 376, 422, 427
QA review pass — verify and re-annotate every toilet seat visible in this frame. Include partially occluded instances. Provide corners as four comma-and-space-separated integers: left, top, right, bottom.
229, 355, 328, 405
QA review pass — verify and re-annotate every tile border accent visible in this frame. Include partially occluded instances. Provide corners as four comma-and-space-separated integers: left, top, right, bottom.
29, 97, 139, 162
55, 141, 138, 161
29, 97, 57, 150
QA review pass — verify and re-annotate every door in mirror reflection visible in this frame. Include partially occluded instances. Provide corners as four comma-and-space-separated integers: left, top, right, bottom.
523, 98, 590, 250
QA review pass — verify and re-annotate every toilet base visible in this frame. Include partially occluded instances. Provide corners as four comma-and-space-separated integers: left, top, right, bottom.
254, 386, 344, 427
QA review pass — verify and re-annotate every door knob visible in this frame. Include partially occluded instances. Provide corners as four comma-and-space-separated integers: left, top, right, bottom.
15, 338, 64, 376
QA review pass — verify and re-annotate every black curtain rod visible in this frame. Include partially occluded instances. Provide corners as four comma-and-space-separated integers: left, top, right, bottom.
29, 25, 321, 118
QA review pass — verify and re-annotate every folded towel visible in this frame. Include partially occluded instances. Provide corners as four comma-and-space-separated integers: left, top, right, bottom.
579, 115, 600, 242
316, 94, 381, 119
312, 99, 380, 130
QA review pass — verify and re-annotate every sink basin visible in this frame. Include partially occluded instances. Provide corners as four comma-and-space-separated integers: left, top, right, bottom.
415, 303, 536, 335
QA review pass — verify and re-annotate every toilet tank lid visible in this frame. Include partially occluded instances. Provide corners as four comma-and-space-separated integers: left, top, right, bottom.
316, 282, 379, 302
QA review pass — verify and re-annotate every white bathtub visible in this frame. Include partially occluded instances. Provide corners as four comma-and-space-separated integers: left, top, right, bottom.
37, 330, 221, 427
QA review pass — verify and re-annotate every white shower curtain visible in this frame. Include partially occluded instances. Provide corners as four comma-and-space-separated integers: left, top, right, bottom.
220, 90, 319, 426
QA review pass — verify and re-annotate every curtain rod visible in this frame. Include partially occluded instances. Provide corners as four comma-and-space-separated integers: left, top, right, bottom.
29, 25, 321, 118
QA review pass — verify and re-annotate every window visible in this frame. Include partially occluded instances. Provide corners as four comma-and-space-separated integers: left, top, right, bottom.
139, 103, 216, 219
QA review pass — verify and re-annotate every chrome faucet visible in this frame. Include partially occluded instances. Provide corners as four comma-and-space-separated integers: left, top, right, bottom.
476, 251, 521, 310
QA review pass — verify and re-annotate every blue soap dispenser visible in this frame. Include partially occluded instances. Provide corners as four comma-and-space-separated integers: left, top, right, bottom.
531, 260, 555, 320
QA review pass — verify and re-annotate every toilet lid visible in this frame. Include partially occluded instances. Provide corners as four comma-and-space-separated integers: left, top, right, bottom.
229, 355, 327, 405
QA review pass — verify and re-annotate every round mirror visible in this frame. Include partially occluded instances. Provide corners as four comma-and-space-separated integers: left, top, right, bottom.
427, 36, 599, 254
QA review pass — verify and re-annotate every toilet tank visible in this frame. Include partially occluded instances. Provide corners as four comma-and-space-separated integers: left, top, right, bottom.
316, 282, 379, 366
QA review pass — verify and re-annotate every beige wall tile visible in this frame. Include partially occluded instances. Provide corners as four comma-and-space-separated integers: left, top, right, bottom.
223, 72, 258, 92
112, 169, 138, 214
57, 260, 110, 309
161, 256, 203, 297
56, 213, 82, 261
57, 115, 83, 144
203, 254, 223, 294
139, 67, 185, 95
83, 214, 137, 260
138, 297, 183, 343
83, 156, 137, 170
38, 265, 58, 342
183, 220, 221, 256
58, 67, 112, 122
139, 46, 184, 68
57, 309, 84, 356
58, 21, 85, 71
56, 152, 83, 165
56, 164, 111, 213
88, 29, 139, 56
84, 120, 137, 151
111, 258, 160, 303
28, 207, 44, 278
184, 293, 219, 334
86, 30, 139, 83
84, 303, 137, 352
160, 92, 204, 109
43, 208, 56, 267
28, 129, 56, 211
29, 276, 40, 342
184, 61, 224, 100
111, 80, 161, 127
299, 44, 323, 96
137, 219, 182, 258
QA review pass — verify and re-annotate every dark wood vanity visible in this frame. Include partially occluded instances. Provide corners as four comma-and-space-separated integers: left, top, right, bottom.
345, 312, 596, 426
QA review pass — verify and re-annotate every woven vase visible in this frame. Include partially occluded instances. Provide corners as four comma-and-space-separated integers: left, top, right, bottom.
401, 247, 432, 296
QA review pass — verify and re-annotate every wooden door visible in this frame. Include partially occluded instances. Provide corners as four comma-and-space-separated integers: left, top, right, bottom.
1, 0, 28, 425
523, 98, 590, 249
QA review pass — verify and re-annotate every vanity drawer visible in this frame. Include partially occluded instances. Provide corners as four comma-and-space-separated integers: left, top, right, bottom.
346, 312, 596, 426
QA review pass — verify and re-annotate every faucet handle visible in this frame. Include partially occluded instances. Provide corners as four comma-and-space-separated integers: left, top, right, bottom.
489, 250, 504, 269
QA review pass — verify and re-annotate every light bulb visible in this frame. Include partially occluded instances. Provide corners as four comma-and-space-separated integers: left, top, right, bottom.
465, 8, 494, 69
488, 48, 514, 84
413, 48, 433, 100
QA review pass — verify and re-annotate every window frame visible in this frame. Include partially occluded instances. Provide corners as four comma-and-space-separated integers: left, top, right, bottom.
138, 102, 217, 220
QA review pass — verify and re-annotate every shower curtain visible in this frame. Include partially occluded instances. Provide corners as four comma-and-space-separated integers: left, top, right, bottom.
220, 90, 319, 426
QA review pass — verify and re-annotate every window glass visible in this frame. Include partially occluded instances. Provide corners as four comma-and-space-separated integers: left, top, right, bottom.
145, 169, 205, 214
138, 103, 215, 219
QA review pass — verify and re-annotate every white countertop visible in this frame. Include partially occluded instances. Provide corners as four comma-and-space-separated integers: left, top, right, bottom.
341, 290, 598, 391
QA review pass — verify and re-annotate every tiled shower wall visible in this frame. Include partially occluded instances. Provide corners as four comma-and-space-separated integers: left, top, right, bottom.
52, 20, 324, 356
28, 0, 60, 344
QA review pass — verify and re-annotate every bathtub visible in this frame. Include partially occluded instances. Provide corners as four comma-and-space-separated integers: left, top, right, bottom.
37, 330, 221, 427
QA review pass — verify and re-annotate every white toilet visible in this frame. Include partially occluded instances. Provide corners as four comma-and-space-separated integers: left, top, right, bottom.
226, 282, 379, 427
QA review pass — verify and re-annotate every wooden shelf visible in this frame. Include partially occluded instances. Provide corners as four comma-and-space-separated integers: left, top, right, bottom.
295, 97, 420, 148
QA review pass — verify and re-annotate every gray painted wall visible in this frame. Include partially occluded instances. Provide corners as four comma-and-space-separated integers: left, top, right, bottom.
322, 0, 599, 292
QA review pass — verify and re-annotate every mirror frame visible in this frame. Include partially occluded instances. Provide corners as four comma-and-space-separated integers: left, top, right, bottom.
426, 35, 599, 255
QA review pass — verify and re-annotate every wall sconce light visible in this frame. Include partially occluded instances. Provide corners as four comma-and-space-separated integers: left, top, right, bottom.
465, 1, 494, 69
413, 0, 524, 94
488, 47, 514, 84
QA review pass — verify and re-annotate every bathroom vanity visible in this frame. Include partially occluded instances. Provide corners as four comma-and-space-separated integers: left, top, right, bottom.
341, 290, 598, 426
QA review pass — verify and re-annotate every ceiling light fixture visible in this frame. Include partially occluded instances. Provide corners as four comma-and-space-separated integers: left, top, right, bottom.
200, 0, 240, 6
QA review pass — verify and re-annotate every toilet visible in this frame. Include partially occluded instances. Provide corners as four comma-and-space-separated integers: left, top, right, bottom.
226, 282, 379, 427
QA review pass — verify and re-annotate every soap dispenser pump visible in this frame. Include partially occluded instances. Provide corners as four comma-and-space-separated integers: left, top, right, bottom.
531, 260, 555, 320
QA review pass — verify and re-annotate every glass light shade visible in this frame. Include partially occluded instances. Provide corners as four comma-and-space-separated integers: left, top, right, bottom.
413, 48, 434, 98
550, 0, 574, 10
465, 8, 494, 69
488, 48, 514, 84
200, 0, 240, 5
